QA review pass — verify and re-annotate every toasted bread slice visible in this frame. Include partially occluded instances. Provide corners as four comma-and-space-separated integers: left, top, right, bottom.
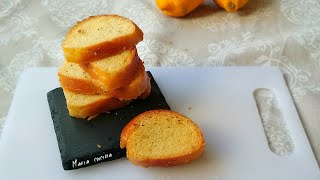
58, 57, 149, 100
120, 110, 205, 167
110, 60, 149, 100
62, 15, 143, 63
81, 47, 139, 92
58, 61, 106, 95
63, 90, 130, 118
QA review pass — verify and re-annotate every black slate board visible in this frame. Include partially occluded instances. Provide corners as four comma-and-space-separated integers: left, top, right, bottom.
47, 72, 170, 170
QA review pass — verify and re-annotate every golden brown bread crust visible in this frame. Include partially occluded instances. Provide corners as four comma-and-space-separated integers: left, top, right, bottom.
58, 73, 106, 95
111, 60, 148, 100
66, 92, 131, 118
127, 143, 204, 167
120, 110, 205, 167
120, 112, 141, 149
62, 15, 143, 63
80, 47, 139, 92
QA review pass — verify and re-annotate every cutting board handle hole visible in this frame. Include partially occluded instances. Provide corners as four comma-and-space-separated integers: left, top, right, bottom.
253, 88, 294, 156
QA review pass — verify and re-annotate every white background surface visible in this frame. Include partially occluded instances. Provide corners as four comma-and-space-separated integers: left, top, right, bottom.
0, 67, 318, 180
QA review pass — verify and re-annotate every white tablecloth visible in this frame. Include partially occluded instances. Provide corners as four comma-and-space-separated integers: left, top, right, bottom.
0, 0, 319, 165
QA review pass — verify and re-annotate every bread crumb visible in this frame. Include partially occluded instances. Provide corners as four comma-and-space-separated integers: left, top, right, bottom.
87, 114, 99, 121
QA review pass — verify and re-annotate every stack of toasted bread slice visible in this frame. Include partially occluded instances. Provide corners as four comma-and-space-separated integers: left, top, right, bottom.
58, 15, 150, 118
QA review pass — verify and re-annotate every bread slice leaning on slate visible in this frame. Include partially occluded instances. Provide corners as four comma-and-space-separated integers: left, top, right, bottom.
120, 110, 205, 167
62, 15, 143, 63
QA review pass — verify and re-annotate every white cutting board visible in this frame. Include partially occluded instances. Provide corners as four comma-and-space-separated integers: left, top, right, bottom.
0, 67, 319, 180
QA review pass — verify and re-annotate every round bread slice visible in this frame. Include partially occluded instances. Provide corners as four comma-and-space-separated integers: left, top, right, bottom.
63, 89, 130, 118
80, 46, 139, 92
111, 59, 149, 100
63, 14, 143, 63
120, 110, 205, 167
